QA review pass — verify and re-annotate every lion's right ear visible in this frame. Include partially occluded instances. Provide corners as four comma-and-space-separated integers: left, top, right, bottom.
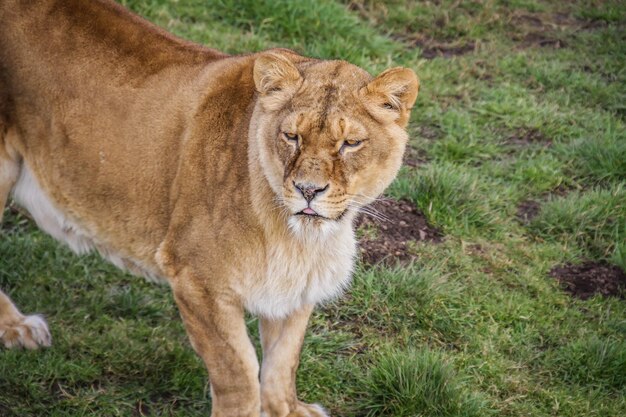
253, 53, 302, 111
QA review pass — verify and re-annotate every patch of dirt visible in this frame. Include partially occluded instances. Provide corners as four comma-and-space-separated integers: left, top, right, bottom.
403, 146, 428, 168
506, 128, 551, 147
507, 11, 605, 50
550, 184, 575, 197
355, 198, 442, 265
414, 39, 476, 59
416, 125, 442, 140
347, 0, 475, 60
512, 13, 545, 29
580, 19, 610, 31
517, 32, 567, 49
516, 184, 578, 224
516, 200, 541, 223
549, 261, 626, 300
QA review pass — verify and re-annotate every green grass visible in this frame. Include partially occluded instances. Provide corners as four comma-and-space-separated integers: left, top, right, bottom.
2, 0, 626, 416
359, 349, 490, 417
545, 335, 626, 390
389, 163, 509, 235
528, 185, 626, 268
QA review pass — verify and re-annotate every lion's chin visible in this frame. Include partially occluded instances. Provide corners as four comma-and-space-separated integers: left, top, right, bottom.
287, 214, 343, 242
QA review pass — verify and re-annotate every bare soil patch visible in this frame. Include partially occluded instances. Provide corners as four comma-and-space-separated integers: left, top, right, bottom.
516, 184, 578, 225
416, 125, 442, 141
403, 146, 428, 168
506, 128, 552, 150
549, 261, 626, 300
509, 12, 574, 48
518, 33, 567, 49
516, 183, 578, 225
550, 184, 575, 198
516, 200, 542, 223
356, 198, 442, 265
414, 39, 476, 59
346, 1, 477, 59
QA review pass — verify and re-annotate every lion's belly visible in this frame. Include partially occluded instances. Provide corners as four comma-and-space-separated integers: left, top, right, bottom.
11, 163, 164, 282
244, 228, 357, 319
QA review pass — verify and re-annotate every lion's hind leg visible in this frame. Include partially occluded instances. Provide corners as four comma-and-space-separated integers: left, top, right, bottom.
0, 129, 17, 218
0, 289, 51, 349
0, 131, 52, 349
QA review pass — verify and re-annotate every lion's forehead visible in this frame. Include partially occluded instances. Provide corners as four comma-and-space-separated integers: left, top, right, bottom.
298, 59, 371, 86
297, 77, 363, 109
294, 61, 370, 104
282, 111, 368, 141
302, 77, 360, 93
281, 63, 376, 139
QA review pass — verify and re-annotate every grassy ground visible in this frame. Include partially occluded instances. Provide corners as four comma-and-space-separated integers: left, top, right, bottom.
1, 0, 625, 416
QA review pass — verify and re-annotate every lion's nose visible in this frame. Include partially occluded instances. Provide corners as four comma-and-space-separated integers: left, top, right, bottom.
293, 181, 329, 203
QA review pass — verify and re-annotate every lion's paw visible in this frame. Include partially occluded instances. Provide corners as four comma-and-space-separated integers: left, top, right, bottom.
287, 402, 329, 417
0, 314, 51, 349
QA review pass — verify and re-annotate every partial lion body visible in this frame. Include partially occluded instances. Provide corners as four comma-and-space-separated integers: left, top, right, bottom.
0, 1, 418, 416
1, 0, 229, 274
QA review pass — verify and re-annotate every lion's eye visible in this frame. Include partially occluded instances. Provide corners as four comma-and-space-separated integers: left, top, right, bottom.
343, 139, 362, 148
283, 132, 299, 142
340, 139, 365, 154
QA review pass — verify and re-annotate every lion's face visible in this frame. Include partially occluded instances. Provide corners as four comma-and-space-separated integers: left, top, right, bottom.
252, 54, 419, 233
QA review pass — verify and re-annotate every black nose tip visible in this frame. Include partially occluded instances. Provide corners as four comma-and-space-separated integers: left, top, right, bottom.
294, 182, 328, 203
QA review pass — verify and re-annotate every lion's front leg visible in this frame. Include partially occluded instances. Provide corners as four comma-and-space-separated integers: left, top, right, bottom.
259, 304, 329, 417
172, 278, 260, 417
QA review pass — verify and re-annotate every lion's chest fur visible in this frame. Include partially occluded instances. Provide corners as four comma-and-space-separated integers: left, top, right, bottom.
243, 223, 357, 319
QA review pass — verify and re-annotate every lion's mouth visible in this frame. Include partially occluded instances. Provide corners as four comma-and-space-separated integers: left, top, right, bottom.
294, 208, 348, 221
295, 209, 324, 218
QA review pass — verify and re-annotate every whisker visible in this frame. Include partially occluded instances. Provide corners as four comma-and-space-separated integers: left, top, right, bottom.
346, 201, 390, 223
348, 199, 389, 220
270, 196, 292, 218
352, 210, 388, 223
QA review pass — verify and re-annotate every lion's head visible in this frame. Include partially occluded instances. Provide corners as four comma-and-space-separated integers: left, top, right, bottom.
250, 52, 419, 235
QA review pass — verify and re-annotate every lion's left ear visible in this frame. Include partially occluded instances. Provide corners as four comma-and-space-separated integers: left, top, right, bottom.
253, 52, 303, 111
361, 67, 419, 127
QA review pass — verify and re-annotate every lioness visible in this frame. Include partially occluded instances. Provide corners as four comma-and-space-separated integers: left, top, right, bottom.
0, 0, 418, 415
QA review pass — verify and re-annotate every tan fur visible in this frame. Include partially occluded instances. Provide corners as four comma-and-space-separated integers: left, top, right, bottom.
0, 289, 51, 349
0, 1, 419, 416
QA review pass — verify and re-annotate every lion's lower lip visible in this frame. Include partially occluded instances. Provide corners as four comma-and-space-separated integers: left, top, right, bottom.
296, 211, 320, 217
295, 210, 328, 219
295, 208, 348, 221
